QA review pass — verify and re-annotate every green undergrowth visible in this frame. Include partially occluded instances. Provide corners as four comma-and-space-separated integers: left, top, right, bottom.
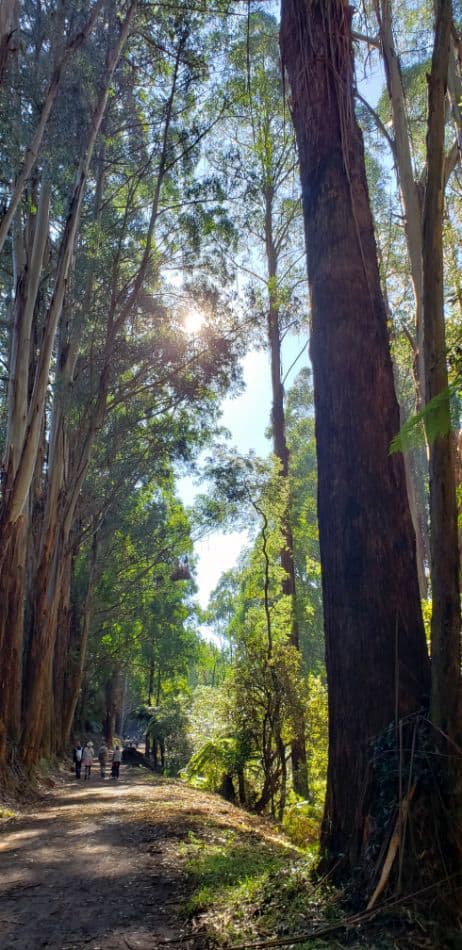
184, 828, 302, 920
181, 819, 451, 949
182, 820, 334, 946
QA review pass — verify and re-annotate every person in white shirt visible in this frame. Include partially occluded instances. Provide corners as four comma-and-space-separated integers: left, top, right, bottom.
82, 742, 94, 780
111, 745, 122, 779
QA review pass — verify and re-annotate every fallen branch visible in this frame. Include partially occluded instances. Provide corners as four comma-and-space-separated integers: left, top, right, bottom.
228, 872, 462, 950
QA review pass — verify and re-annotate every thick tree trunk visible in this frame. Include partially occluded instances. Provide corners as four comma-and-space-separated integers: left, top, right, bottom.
0, 193, 48, 771
20, 381, 71, 766
0, 517, 27, 769
51, 551, 74, 756
21, 526, 67, 765
280, 0, 430, 874
422, 0, 461, 743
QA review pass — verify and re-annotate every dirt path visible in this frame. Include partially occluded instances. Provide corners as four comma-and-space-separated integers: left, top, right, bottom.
0, 768, 197, 950
1, 771, 427, 950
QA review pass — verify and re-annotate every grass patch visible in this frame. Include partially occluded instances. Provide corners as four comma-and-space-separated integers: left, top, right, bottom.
182, 824, 320, 945
185, 830, 289, 915
182, 825, 448, 948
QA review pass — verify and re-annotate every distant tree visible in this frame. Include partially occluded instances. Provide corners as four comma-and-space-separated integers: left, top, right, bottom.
213, 10, 309, 795
285, 369, 323, 670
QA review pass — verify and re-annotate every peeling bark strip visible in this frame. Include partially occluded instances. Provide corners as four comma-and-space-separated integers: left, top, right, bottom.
280, 0, 430, 873
422, 0, 461, 741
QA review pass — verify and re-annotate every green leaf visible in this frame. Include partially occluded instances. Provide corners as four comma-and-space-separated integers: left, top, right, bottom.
390, 386, 461, 454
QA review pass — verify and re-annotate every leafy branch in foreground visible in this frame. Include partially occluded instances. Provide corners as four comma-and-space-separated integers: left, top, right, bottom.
390, 385, 461, 454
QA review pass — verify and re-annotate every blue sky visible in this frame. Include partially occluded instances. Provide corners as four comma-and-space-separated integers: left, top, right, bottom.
177, 33, 385, 614
178, 333, 308, 609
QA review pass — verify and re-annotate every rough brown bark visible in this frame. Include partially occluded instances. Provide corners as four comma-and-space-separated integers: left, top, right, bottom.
422, 0, 461, 742
0, 192, 48, 771
280, 0, 430, 873
0, 516, 27, 767
51, 550, 74, 756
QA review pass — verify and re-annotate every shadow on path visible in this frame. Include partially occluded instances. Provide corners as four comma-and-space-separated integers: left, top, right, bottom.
0, 770, 193, 949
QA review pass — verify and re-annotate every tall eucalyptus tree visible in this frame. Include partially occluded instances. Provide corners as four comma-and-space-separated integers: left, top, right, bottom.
280, 0, 430, 877
0, 0, 242, 774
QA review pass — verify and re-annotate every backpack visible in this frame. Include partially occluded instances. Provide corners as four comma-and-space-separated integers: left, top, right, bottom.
75, 747, 83, 762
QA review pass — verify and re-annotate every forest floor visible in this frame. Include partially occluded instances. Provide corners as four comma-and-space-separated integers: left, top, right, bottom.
0, 768, 452, 950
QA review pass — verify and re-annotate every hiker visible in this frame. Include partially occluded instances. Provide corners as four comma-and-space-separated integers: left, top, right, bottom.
111, 744, 122, 779
72, 741, 83, 779
98, 743, 108, 779
82, 741, 94, 780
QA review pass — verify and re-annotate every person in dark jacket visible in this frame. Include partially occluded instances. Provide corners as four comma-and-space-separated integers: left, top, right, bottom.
72, 742, 83, 779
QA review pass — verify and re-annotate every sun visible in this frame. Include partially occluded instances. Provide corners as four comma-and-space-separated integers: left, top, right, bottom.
183, 308, 205, 335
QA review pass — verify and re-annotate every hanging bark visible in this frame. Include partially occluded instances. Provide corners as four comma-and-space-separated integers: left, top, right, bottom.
280, 0, 430, 875
406, 460, 428, 596
422, 0, 461, 742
